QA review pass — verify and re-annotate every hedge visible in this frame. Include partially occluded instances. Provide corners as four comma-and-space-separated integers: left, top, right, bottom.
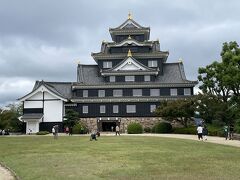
72, 123, 88, 134
152, 122, 172, 133
36, 131, 49, 135
127, 123, 143, 134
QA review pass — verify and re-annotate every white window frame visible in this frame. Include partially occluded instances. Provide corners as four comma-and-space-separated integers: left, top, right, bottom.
148, 60, 158, 67
113, 89, 123, 97
170, 89, 178, 96
150, 89, 160, 96
150, 105, 156, 113
110, 76, 116, 82
82, 106, 88, 114
113, 105, 119, 114
184, 88, 191, 96
103, 61, 112, 68
100, 105, 106, 114
125, 75, 135, 82
98, 90, 105, 97
133, 89, 142, 97
144, 75, 150, 82
126, 105, 136, 113
83, 90, 88, 97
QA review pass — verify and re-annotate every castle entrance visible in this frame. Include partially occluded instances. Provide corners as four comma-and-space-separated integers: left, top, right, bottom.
97, 118, 121, 132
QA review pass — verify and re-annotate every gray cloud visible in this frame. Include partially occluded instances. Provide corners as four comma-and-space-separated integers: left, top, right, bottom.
0, 0, 240, 106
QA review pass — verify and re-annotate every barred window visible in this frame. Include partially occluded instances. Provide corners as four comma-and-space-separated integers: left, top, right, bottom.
148, 60, 158, 67
82, 106, 88, 114
125, 75, 135, 82
144, 75, 150, 82
133, 89, 142, 97
150, 105, 156, 113
126, 105, 136, 113
100, 105, 106, 113
98, 90, 105, 97
113, 89, 123, 97
110, 76, 115, 82
103, 61, 112, 68
150, 89, 160, 96
184, 88, 191, 96
113, 105, 119, 113
83, 90, 88, 97
170, 89, 178, 96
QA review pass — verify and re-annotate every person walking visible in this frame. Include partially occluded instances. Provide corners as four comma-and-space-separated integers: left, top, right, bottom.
202, 125, 208, 141
197, 124, 203, 141
229, 124, 234, 140
69, 127, 73, 136
223, 125, 229, 140
90, 130, 97, 141
52, 126, 56, 139
116, 125, 120, 136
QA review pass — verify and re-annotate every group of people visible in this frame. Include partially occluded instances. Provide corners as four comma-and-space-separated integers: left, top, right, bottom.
197, 124, 208, 141
90, 125, 120, 141
64, 126, 73, 136
223, 124, 234, 140
197, 123, 235, 141
0, 129, 9, 135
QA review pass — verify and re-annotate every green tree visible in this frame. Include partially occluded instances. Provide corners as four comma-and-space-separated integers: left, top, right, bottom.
63, 109, 79, 127
155, 99, 195, 127
0, 103, 23, 132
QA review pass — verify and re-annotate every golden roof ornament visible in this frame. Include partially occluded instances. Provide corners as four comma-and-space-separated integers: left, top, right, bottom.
128, 35, 132, 39
128, 12, 132, 20
77, 60, 81, 64
127, 49, 132, 57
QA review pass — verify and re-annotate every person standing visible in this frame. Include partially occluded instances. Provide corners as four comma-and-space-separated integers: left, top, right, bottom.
229, 124, 234, 140
223, 125, 229, 140
197, 124, 203, 141
52, 126, 56, 139
202, 125, 208, 141
116, 125, 120, 136
65, 126, 69, 134
69, 126, 73, 136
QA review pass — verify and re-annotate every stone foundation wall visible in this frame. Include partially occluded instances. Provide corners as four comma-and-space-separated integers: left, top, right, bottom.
79, 117, 165, 133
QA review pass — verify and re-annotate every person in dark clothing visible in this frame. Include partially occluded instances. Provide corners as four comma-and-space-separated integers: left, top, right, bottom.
90, 130, 97, 141
229, 124, 234, 140
202, 125, 208, 140
69, 127, 73, 136
223, 125, 229, 140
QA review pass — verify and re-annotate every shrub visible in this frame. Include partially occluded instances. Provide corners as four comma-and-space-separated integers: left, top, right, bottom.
127, 123, 143, 134
152, 122, 172, 133
172, 127, 196, 135
144, 127, 151, 133
72, 123, 88, 134
36, 131, 49, 135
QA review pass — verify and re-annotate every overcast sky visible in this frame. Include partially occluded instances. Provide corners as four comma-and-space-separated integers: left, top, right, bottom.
0, 0, 240, 107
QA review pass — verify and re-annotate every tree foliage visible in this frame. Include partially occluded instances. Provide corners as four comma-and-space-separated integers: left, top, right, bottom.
0, 103, 24, 132
63, 109, 79, 127
155, 99, 195, 127
197, 41, 240, 125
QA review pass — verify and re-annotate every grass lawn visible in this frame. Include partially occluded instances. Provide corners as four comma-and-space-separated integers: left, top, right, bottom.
0, 136, 240, 180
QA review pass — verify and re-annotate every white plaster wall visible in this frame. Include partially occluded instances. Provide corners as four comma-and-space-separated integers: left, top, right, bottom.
26, 121, 39, 134
44, 100, 63, 122
44, 92, 57, 99
29, 91, 43, 100
24, 101, 43, 108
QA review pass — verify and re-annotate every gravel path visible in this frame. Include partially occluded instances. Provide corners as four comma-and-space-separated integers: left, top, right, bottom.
0, 164, 15, 180
0, 133, 239, 179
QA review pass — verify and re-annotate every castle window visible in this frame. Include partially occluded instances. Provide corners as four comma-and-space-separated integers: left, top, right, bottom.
148, 60, 157, 67
125, 75, 135, 82
184, 88, 191, 96
150, 105, 156, 113
82, 106, 88, 114
144, 75, 150, 82
83, 90, 88, 97
100, 105, 106, 113
110, 76, 115, 82
126, 105, 136, 113
98, 90, 105, 97
113, 89, 123, 97
170, 89, 178, 96
133, 89, 142, 96
150, 89, 160, 96
103, 61, 112, 68
113, 105, 119, 113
